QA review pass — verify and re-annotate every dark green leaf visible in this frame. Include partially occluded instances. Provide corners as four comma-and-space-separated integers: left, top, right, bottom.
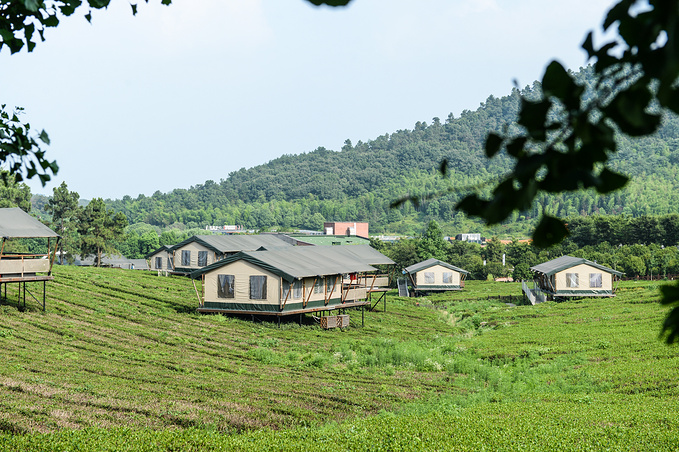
659, 282, 679, 344
596, 168, 628, 193
484, 132, 503, 158
518, 99, 551, 141
38, 130, 50, 145
532, 215, 569, 248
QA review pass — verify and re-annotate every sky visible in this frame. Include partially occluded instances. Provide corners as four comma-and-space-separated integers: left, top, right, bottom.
0, 0, 616, 200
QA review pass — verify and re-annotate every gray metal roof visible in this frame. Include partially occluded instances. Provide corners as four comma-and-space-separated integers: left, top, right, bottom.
191, 246, 377, 282
0, 207, 59, 238
170, 234, 292, 254
404, 258, 469, 275
530, 255, 623, 276
317, 245, 395, 265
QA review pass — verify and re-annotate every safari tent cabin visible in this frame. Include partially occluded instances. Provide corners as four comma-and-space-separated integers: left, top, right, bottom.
0, 207, 59, 310
146, 245, 174, 271
170, 234, 292, 274
530, 255, 622, 298
190, 246, 378, 316
403, 258, 468, 295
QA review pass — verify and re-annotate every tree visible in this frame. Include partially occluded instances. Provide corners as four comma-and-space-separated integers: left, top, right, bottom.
44, 181, 80, 264
416, 220, 448, 261
76, 198, 128, 266
0, 169, 31, 211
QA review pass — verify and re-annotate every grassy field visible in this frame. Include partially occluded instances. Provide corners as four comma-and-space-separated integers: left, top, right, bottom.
0, 267, 677, 450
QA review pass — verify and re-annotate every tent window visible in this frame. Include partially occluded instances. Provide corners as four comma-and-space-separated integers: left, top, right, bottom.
326, 276, 336, 292
424, 272, 435, 284
198, 251, 208, 267
442, 272, 453, 284
181, 250, 191, 266
155, 257, 162, 269
250, 275, 267, 300
566, 273, 579, 288
314, 278, 324, 294
217, 275, 235, 299
590, 273, 602, 288
293, 280, 303, 299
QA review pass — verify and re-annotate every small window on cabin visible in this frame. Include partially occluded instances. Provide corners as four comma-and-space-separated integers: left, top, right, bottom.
424, 272, 435, 284
314, 278, 324, 294
326, 276, 336, 293
181, 250, 191, 266
217, 275, 235, 299
293, 280, 303, 299
155, 257, 162, 269
590, 273, 602, 288
249, 275, 267, 300
566, 273, 579, 288
198, 251, 208, 267
442, 272, 453, 284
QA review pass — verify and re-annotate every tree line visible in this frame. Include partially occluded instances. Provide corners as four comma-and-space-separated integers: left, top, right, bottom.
376, 220, 679, 284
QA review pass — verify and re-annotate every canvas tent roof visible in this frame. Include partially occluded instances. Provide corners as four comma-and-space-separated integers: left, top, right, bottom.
404, 258, 469, 275
530, 255, 623, 277
0, 207, 59, 238
170, 234, 292, 254
190, 246, 377, 283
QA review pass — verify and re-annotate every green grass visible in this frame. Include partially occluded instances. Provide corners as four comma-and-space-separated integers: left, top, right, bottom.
0, 268, 677, 450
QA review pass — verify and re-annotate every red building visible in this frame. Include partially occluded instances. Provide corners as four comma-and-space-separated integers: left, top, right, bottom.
323, 222, 369, 239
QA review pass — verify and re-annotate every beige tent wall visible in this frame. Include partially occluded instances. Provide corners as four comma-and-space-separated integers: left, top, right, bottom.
554, 264, 613, 291
174, 242, 218, 269
414, 264, 461, 286
204, 260, 280, 307
149, 250, 172, 270
281, 276, 341, 305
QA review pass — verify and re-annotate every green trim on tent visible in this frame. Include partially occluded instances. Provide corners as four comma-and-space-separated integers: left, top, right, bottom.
200, 298, 369, 315
550, 289, 615, 297
413, 284, 463, 291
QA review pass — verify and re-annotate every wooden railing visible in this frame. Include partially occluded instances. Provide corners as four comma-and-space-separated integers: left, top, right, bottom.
0, 254, 51, 276
342, 287, 367, 303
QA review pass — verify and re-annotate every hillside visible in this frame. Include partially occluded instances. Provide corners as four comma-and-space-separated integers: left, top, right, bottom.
0, 267, 678, 449
105, 66, 679, 236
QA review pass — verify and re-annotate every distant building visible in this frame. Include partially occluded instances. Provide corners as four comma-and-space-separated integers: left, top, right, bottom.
324, 222, 369, 239
454, 233, 483, 244
205, 225, 245, 235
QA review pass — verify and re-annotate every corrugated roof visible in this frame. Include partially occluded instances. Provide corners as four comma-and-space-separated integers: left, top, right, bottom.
317, 244, 394, 265
0, 207, 59, 238
530, 255, 623, 276
290, 235, 370, 246
191, 246, 377, 282
170, 234, 293, 254
404, 258, 469, 275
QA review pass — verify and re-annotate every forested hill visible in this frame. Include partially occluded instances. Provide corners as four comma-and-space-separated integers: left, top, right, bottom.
108, 68, 679, 236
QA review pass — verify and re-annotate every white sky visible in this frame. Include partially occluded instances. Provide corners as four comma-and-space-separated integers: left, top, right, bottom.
0, 0, 615, 200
